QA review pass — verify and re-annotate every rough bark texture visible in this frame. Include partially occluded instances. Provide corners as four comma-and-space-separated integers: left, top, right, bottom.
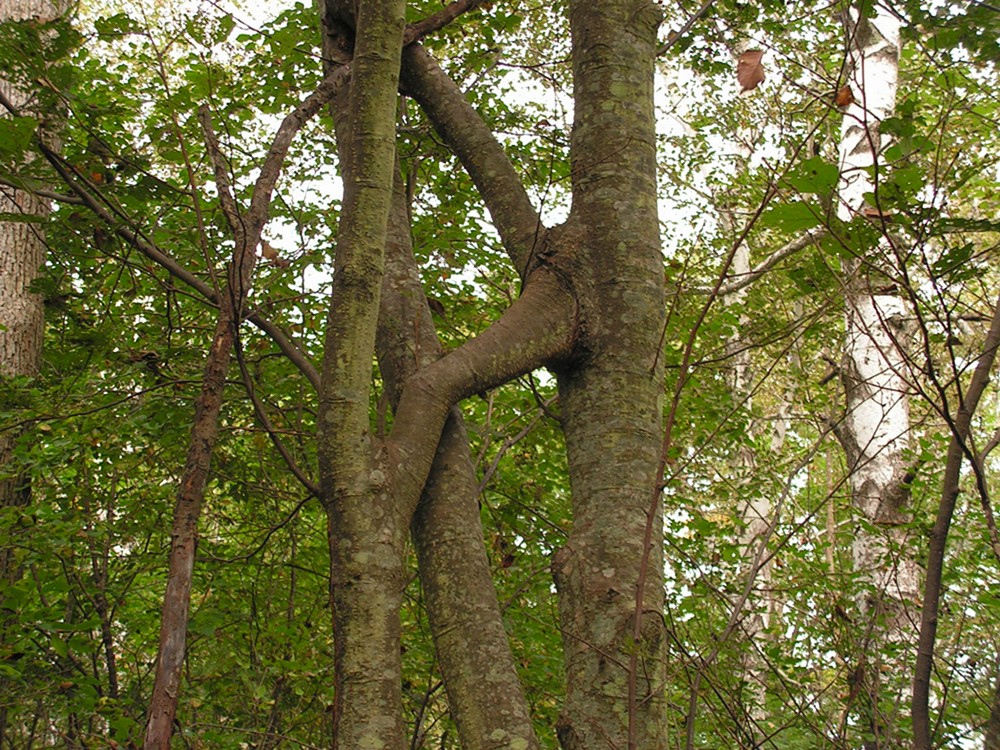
0, 2, 64, 744
0, 0, 58, 576
834, 8, 917, 746
551, 2, 668, 749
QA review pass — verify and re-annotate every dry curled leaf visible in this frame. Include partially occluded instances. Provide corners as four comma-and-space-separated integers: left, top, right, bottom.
260, 239, 290, 267
835, 85, 855, 108
861, 206, 893, 222
736, 49, 765, 92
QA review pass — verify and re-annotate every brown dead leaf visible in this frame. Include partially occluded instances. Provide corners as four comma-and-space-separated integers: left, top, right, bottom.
736, 49, 765, 92
861, 206, 893, 222
260, 240, 290, 267
835, 85, 855, 108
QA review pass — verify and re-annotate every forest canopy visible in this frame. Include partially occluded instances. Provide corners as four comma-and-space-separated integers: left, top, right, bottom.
1, 0, 999, 748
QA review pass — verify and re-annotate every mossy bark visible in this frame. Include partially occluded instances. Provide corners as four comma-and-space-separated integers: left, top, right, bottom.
316, 0, 407, 748
552, 2, 668, 749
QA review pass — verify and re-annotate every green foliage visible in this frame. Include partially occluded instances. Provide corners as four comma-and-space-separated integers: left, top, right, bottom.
1, 0, 998, 747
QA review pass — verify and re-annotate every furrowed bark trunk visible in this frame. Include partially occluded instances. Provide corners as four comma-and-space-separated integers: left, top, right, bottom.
0, 2, 65, 743
551, 2, 667, 749
833, 7, 917, 745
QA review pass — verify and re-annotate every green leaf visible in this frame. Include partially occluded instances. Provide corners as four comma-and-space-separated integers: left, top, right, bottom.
94, 13, 141, 40
785, 156, 839, 195
0, 116, 38, 159
930, 242, 974, 280
213, 14, 235, 45
761, 201, 822, 232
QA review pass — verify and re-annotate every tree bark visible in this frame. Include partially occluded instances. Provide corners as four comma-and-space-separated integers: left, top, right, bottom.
315, 2, 407, 748
551, 3, 668, 750
0, 1, 66, 744
834, 8, 917, 745
381, 173, 541, 750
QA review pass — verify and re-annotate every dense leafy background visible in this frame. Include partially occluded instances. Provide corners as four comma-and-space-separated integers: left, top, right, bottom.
1, 0, 998, 747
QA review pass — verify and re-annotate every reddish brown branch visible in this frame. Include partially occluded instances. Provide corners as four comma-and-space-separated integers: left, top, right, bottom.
912, 289, 1000, 750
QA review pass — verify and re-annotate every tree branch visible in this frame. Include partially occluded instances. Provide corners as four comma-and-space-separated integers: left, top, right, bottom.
912, 288, 1000, 750
4, 81, 322, 390
385, 273, 576, 520
400, 44, 545, 275
403, 0, 490, 43
690, 229, 826, 296
233, 334, 320, 498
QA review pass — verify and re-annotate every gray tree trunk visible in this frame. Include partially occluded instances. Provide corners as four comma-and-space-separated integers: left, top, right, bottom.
552, 3, 668, 749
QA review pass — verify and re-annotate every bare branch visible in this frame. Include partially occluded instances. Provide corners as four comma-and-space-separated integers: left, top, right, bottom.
233, 335, 320, 497
913, 288, 1000, 750
246, 64, 350, 231
0, 176, 81, 204
658, 0, 716, 55
403, 0, 489, 43
198, 104, 244, 237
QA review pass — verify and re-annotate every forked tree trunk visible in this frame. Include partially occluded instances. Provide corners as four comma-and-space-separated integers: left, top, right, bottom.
834, 7, 918, 745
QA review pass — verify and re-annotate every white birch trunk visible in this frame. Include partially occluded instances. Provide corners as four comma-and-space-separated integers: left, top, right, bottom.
836, 3, 919, 624
834, 6, 919, 745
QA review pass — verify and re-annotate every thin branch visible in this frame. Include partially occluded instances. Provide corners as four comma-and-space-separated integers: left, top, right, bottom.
658, 0, 716, 55
912, 288, 1000, 750
246, 64, 350, 230
198, 104, 244, 237
0, 176, 82, 203
403, 0, 489, 43
2, 83, 321, 390
690, 229, 827, 296
233, 334, 320, 497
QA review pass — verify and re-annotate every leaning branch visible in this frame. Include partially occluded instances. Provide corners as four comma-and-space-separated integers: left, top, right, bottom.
912, 288, 1000, 750
386, 273, 576, 521
403, 0, 490, 43
690, 228, 826, 296
400, 44, 545, 275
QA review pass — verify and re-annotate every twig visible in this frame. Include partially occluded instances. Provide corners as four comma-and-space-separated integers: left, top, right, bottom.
689, 229, 827, 296
232, 334, 320, 497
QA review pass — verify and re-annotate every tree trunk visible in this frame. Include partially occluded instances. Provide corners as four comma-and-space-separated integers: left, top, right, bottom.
551, 2, 668, 749
378, 173, 540, 749
986, 669, 1000, 750
834, 7, 917, 746
0, 1, 65, 744
316, 2, 407, 748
